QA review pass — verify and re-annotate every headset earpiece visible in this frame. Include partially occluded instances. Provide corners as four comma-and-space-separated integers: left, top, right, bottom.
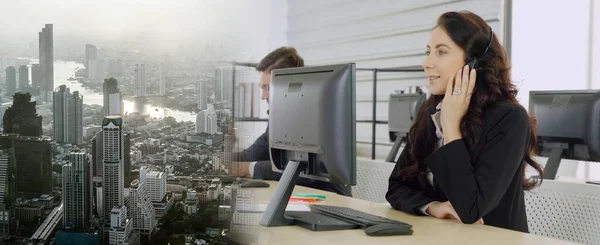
466, 26, 493, 70
467, 58, 478, 69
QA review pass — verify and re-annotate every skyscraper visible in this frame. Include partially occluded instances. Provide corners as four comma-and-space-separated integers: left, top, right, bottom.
144, 171, 166, 203
215, 67, 233, 103
5, 66, 16, 96
124, 133, 131, 188
31, 64, 41, 93
128, 180, 156, 235
39, 24, 54, 101
159, 63, 165, 96
12, 136, 52, 195
103, 78, 123, 116
196, 105, 218, 135
85, 44, 98, 78
0, 148, 17, 238
196, 79, 207, 110
62, 152, 92, 231
18, 65, 29, 91
224, 134, 234, 172
102, 115, 124, 222
91, 131, 103, 177
134, 64, 146, 97
3, 93, 43, 137
69, 91, 84, 145
53, 85, 84, 145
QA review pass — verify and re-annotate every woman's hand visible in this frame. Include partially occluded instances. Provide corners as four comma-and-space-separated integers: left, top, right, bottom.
426, 201, 484, 224
441, 65, 477, 144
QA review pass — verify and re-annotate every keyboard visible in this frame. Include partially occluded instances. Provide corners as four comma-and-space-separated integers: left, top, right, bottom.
285, 211, 359, 231
309, 204, 412, 228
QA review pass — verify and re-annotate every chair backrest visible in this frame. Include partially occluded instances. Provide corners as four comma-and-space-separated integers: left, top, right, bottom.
352, 158, 395, 203
524, 179, 600, 245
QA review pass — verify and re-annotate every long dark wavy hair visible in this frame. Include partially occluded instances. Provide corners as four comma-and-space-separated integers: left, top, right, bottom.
398, 11, 544, 191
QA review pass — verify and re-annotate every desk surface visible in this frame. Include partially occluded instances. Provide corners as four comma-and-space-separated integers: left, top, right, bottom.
226, 181, 579, 245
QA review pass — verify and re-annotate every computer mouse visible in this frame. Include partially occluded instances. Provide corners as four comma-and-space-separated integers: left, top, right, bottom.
241, 180, 270, 188
364, 223, 413, 236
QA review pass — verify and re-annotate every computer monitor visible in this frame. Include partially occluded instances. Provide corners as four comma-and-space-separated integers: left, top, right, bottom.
529, 90, 600, 179
386, 92, 426, 162
259, 63, 356, 227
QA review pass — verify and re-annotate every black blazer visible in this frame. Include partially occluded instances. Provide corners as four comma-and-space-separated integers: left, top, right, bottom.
386, 102, 533, 233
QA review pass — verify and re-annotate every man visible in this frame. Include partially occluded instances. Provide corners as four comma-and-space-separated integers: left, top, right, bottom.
230, 46, 351, 197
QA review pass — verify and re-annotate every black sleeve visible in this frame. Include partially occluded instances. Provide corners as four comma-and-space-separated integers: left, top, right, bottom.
386, 142, 436, 215
252, 161, 282, 180
425, 107, 530, 224
232, 127, 270, 162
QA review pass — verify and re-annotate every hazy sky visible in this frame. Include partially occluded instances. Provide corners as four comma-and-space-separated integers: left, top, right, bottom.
0, 0, 276, 57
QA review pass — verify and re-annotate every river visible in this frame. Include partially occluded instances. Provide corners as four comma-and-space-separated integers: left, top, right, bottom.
35, 59, 196, 122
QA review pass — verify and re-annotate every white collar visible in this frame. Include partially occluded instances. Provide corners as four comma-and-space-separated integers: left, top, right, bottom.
430, 102, 443, 139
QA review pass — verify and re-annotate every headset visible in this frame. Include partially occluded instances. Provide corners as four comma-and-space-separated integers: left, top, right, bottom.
466, 26, 494, 70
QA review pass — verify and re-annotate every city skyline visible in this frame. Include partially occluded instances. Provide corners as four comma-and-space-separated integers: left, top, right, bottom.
0, 0, 275, 61
0, 2, 253, 243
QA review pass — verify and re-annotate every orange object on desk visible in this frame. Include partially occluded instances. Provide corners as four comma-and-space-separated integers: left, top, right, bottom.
289, 197, 321, 203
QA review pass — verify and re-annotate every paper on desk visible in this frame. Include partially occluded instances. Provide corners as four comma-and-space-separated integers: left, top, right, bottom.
247, 203, 310, 212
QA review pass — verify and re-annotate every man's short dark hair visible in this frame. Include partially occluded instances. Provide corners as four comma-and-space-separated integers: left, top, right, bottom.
256, 46, 304, 72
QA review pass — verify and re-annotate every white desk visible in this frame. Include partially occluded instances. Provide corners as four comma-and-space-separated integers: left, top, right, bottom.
225, 181, 580, 245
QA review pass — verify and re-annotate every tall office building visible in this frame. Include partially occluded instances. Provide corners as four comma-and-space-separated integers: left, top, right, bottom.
102, 115, 124, 222
197, 79, 207, 110
108, 206, 138, 245
18, 65, 29, 91
85, 44, 97, 78
68, 91, 84, 144
53, 85, 84, 145
91, 131, 103, 177
3, 92, 43, 137
159, 63, 165, 95
128, 180, 156, 235
62, 152, 93, 231
124, 133, 131, 188
5, 66, 16, 96
144, 171, 166, 203
0, 149, 17, 238
39, 24, 54, 101
11, 136, 52, 195
103, 78, 123, 116
215, 67, 233, 103
134, 64, 146, 97
236, 82, 261, 118
195, 105, 218, 134
223, 134, 234, 174
31, 64, 41, 92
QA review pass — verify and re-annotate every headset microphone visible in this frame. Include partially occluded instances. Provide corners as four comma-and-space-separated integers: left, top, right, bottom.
428, 105, 440, 115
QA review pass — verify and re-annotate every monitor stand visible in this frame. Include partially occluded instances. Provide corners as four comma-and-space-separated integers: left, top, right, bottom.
543, 148, 563, 180
259, 160, 306, 226
386, 135, 406, 163
258, 160, 358, 231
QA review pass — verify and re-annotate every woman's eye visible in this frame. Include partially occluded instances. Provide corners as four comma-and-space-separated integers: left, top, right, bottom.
437, 50, 447, 55
425, 51, 431, 55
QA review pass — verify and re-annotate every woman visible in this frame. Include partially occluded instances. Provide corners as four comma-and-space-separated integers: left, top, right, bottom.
385, 11, 544, 233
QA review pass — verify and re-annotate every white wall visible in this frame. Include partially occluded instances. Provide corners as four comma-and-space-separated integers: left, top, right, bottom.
592, 0, 600, 89
233, 0, 287, 149
511, 0, 600, 180
511, 0, 592, 109
286, 0, 505, 159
